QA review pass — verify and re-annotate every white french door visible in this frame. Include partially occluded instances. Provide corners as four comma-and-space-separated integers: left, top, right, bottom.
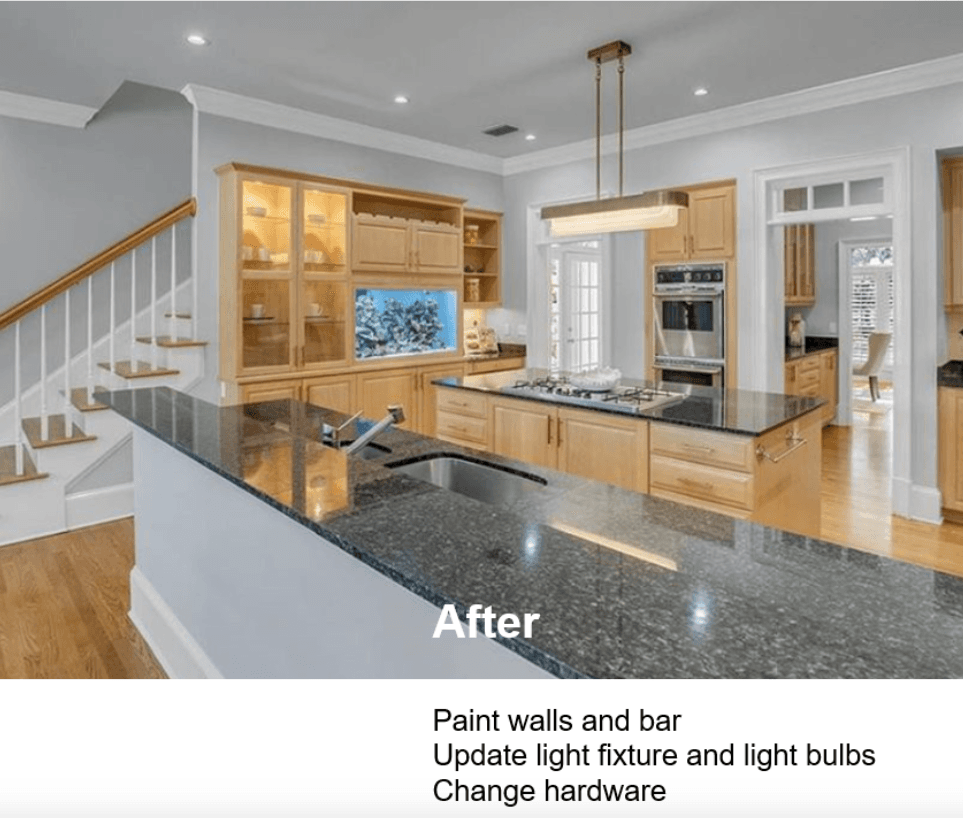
548, 242, 604, 373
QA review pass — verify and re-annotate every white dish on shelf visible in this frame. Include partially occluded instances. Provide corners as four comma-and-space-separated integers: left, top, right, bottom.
569, 367, 622, 392
246, 206, 267, 217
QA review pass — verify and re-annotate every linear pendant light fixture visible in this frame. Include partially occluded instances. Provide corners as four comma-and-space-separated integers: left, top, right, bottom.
541, 40, 688, 237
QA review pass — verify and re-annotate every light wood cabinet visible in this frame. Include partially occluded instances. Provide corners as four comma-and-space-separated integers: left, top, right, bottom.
241, 378, 302, 404
304, 374, 356, 416
784, 223, 815, 305
358, 370, 416, 430
646, 182, 735, 263
463, 209, 502, 307
557, 407, 649, 492
939, 387, 963, 516
436, 388, 491, 450
785, 349, 837, 426
418, 363, 467, 438
942, 157, 963, 310
352, 215, 409, 273
491, 398, 558, 469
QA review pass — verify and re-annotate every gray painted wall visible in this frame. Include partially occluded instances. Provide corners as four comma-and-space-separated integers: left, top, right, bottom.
501, 81, 963, 496
192, 112, 504, 402
788, 218, 891, 337
0, 81, 192, 404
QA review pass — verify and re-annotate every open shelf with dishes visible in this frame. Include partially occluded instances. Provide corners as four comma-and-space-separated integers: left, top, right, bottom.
463, 208, 502, 307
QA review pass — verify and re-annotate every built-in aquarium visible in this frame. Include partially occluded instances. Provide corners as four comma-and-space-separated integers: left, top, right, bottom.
354, 288, 457, 360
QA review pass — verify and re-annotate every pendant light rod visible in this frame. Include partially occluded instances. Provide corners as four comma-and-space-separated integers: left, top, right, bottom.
595, 57, 601, 201
618, 55, 625, 197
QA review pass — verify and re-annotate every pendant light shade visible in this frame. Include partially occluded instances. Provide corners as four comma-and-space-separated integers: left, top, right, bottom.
541, 41, 688, 237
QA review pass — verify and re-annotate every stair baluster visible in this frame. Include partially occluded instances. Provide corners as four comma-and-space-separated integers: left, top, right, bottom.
14, 321, 24, 476
130, 249, 137, 373
63, 289, 72, 439
109, 261, 116, 376
170, 226, 178, 343
191, 222, 198, 340
86, 275, 94, 396
39, 304, 48, 442
150, 236, 158, 370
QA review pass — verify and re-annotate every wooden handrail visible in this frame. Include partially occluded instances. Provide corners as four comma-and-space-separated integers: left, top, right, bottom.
0, 197, 197, 332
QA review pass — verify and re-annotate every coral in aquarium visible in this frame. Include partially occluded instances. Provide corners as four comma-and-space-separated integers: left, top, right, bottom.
355, 291, 452, 358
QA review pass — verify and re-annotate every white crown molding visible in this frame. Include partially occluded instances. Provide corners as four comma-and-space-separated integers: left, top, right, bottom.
0, 88, 97, 128
181, 84, 504, 175
503, 51, 963, 176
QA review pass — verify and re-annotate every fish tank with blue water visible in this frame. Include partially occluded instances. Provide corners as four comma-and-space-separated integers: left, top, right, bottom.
354, 288, 457, 360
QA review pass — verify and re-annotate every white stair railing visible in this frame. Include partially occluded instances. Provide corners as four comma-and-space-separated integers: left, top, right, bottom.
63, 290, 72, 439
39, 304, 48, 442
151, 237, 158, 369
13, 321, 23, 475
130, 249, 138, 373
169, 226, 178, 343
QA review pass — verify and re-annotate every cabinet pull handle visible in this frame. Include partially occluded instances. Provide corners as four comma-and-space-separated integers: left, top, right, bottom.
756, 434, 808, 463
679, 477, 714, 493
681, 442, 714, 454
547, 417, 553, 445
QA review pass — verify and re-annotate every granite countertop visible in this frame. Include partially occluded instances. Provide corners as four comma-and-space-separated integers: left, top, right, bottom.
464, 342, 526, 362
785, 336, 840, 362
436, 368, 823, 437
101, 387, 963, 679
938, 360, 963, 388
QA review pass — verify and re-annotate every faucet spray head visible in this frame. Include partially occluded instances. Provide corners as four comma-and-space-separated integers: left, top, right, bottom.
388, 404, 405, 423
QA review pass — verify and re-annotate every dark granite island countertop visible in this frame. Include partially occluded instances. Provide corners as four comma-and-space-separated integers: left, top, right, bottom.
101, 386, 963, 679
435, 368, 823, 436
785, 336, 840, 362
938, 360, 963, 388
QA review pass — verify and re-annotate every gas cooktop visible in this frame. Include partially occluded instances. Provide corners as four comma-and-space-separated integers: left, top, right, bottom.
500, 376, 685, 415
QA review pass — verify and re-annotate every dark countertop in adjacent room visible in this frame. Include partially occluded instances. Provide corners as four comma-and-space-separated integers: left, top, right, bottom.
938, 360, 963, 388
435, 368, 823, 437
785, 336, 839, 361
101, 387, 963, 679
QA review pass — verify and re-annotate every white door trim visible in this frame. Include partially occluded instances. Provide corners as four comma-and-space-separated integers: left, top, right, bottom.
753, 147, 914, 517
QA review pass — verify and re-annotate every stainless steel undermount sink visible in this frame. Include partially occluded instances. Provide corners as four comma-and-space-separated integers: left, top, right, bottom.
389, 455, 546, 505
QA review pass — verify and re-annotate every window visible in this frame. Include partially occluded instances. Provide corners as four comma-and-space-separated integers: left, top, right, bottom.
850, 245, 894, 375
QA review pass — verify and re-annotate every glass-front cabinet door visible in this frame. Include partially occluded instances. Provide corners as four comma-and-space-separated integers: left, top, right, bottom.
299, 183, 350, 369
240, 178, 295, 372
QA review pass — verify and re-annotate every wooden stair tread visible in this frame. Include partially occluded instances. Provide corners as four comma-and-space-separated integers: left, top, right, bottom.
22, 415, 96, 449
164, 312, 192, 319
136, 335, 207, 348
0, 445, 48, 487
69, 387, 110, 412
98, 360, 180, 379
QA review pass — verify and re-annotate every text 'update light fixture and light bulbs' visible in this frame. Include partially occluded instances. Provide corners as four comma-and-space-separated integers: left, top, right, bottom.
541, 40, 688, 237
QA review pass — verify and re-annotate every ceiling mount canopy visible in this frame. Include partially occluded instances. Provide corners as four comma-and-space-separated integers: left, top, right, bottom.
541, 40, 688, 236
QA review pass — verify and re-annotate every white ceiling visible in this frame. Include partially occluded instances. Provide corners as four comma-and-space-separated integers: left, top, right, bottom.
3, 2, 963, 157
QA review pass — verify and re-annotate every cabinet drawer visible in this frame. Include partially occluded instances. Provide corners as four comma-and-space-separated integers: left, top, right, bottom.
650, 455, 754, 511
797, 356, 820, 374
649, 424, 754, 473
436, 411, 489, 447
467, 356, 525, 374
436, 388, 488, 418
798, 381, 821, 398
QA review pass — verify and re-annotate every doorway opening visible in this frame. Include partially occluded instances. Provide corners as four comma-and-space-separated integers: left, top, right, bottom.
548, 240, 605, 373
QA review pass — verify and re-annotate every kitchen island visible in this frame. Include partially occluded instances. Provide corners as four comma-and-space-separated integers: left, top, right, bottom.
434, 369, 824, 537
103, 387, 963, 679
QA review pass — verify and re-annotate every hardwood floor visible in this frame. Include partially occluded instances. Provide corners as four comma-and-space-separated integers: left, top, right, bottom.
0, 518, 165, 678
820, 396, 963, 578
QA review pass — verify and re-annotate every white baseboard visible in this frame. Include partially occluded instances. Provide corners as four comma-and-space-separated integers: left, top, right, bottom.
891, 477, 943, 524
65, 483, 134, 530
129, 567, 223, 679
909, 484, 943, 525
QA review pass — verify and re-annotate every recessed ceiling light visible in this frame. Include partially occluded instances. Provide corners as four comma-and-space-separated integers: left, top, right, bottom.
525, 134, 536, 141
186, 33, 209, 46
394, 95, 409, 104
694, 87, 709, 97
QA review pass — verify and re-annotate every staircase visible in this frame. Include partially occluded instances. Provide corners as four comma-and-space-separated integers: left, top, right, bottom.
0, 199, 203, 546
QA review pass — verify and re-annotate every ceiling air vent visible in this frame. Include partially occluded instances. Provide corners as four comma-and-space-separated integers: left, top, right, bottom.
483, 124, 519, 137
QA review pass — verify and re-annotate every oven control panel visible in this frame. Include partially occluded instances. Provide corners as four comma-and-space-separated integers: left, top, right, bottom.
654, 264, 725, 286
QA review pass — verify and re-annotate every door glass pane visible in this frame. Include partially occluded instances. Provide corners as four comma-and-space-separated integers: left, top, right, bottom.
302, 188, 347, 270
849, 177, 885, 206
782, 187, 808, 212
813, 182, 844, 209
242, 181, 292, 272
242, 279, 290, 368
303, 281, 346, 365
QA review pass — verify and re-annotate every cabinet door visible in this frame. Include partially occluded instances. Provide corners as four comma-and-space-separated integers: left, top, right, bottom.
939, 389, 963, 512
358, 370, 416, 429
942, 161, 963, 308
413, 225, 461, 274
557, 408, 648, 492
819, 351, 838, 425
784, 226, 799, 301
491, 398, 557, 468
241, 379, 302, 404
689, 186, 735, 259
419, 363, 466, 437
352, 216, 409, 272
798, 224, 815, 300
304, 374, 356, 416
647, 208, 689, 262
